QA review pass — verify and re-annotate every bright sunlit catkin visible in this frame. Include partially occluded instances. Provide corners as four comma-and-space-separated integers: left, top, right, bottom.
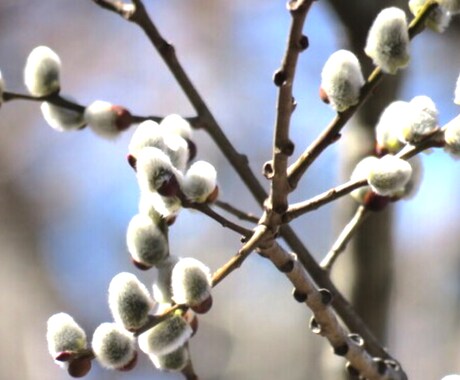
150, 345, 189, 372
320, 50, 364, 112
375, 101, 410, 153
171, 257, 212, 307
444, 115, 460, 155
83, 100, 132, 138
126, 213, 169, 269
160, 114, 193, 140
364, 7, 410, 74
138, 314, 193, 356
182, 161, 217, 203
349, 156, 379, 204
92, 322, 136, 370
367, 155, 413, 196
153, 255, 179, 304
108, 272, 155, 330
129, 120, 167, 161
24, 46, 61, 96
400, 95, 439, 143
46, 313, 87, 359
409, 0, 452, 32
40, 96, 85, 132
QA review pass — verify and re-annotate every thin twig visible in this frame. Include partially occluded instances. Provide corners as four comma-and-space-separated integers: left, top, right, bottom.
284, 178, 367, 222
286, 1, 439, 191
321, 205, 369, 271
181, 344, 200, 380
214, 200, 259, 224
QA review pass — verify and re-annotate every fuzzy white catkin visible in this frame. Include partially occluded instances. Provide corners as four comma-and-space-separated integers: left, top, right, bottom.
441, 375, 460, 380
138, 190, 181, 221
320, 50, 364, 112
399, 96, 438, 143
92, 322, 136, 369
108, 272, 155, 330
129, 120, 167, 158
375, 101, 410, 153
160, 114, 193, 140
439, 0, 460, 13
409, 0, 452, 32
24, 46, 61, 96
349, 156, 379, 203
126, 213, 169, 268
46, 313, 87, 358
153, 255, 179, 304
367, 155, 412, 196
40, 97, 85, 132
444, 115, 460, 155
364, 7, 410, 74
162, 133, 189, 173
182, 161, 217, 203
150, 345, 189, 372
171, 257, 212, 306
138, 314, 192, 356
84, 100, 131, 138
455, 72, 460, 105
136, 147, 178, 193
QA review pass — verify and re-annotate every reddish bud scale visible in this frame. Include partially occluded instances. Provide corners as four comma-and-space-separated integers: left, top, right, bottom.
55, 351, 75, 362
117, 351, 138, 372
67, 357, 92, 378
205, 186, 219, 204
112, 106, 132, 132
131, 258, 153, 271
363, 191, 390, 212
184, 311, 199, 337
186, 139, 197, 162
157, 175, 180, 197
127, 154, 137, 170
319, 87, 330, 104
190, 295, 213, 314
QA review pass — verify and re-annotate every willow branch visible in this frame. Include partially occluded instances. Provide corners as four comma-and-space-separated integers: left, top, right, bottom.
286, 1, 439, 190
214, 200, 259, 224
321, 205, 369, 271
259, 241, 406, 380
284, 178, 367, 222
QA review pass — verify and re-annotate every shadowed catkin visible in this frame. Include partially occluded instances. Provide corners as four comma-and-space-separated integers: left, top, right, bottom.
46, 313, 87, 361
182, 161, 218, 203
24, 46, 61, 96
364, 7, 410, 74
108, 272, 155, 331
171, 257, 212, 309
92, 322, 136, 370
409, 0, 452, 32
367, 155, 413, 196
320, 50, 364, 112
126, 213, 169, 269
138, 314, 193, 356
40, 96, 85, 132
349, 156, 379, 204
83, 100, 132, 138
150, 345, 189, 372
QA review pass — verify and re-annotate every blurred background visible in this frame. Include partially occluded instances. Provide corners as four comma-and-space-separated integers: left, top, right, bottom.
0, 1, 459, 379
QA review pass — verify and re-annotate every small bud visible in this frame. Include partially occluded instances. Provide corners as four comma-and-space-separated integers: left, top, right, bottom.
171, 257, 212, 309
367, 154, 412, 196
67, 357, 92, 378
108, 272, 155, 331
399, 95, 438, 143
24, 46, 61, 96
375, 101, 410, 153
409, 0, 452, 33
40, 97, 85, 132
84, 100, 132, 138
153, 255, 179, 304
136, 147, 182, 195
349, 156, 379, 204
91, 322, 136, 370
126, 214, 169, 269
149, 345, 189, 372
444, 115, 460, 155
160, 114, 193, 140
320, 50, 364, 112
46, 313, 87, 361
364, 7, 410, 74
138, 314, 193, 356
455, 72, 460, 105
182, 161, 218, 203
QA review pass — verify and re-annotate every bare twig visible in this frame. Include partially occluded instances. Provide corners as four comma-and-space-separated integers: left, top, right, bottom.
286, 1, 439, 191
284, 178, 367, 222
321, 205, 369, 271
214, 200, 259, 224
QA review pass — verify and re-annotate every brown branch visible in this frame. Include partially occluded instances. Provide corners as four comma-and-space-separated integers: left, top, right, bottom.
259, 241, 406, 380
284, 178, 367, 222
286, 1, 439, 191
214, 200, 259, 224
321, 205, 369, 271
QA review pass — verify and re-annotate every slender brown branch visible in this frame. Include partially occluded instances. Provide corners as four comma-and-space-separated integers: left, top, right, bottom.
284, 178, 367, 222
321, 205, 369, 271
286, 1, 439, 191
214, 200, 259, 224
181, 344, 199, 380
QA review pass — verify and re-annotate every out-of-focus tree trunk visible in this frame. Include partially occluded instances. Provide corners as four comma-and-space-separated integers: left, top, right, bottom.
322, 1, 405, 377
